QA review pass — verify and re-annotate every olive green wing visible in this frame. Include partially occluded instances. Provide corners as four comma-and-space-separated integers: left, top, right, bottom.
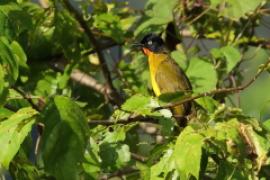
155, 57, 192, 94
155, 56, 192, 118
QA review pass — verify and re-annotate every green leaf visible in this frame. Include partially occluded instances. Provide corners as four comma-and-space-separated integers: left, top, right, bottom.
0, 37, 19, 84
102, 126, 126, 143
159, 117, 175, 136
0, 2, 32, 39
210, 119, 240, 141
99, 143, 131, 172
260, 100, 270, 121
158, 92, 185, 106
239, 124, 270, 170
83, 137, 101, 180
0, 107, 37, 168
217, 46, 241, 73
40, 96, 89, 180
10, 41, 28, 69
196, 96, 219, 113
150, 0, 178, 21
134, 17, 166, 36
94, 13, 124, 43
150, 148, 176, 179
136, 162, 151, 180
121, 94, 160, 116
263, 119, 270, 132
216, 161, 247, 180
186, 57, 217, 93
0, 64, 5, 96
174, 126, 204, 180
0, 107, 14, 120
35, 72, 57, 96
135, 0, 178, 36
219, 0, 265, 20
171, 50, 188, 70
115, 144, 131, 167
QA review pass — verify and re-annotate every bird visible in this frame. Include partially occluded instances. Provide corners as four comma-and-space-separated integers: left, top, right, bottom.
136, 33, 192, 126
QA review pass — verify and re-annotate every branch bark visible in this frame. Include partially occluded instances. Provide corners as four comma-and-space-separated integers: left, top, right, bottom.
62, 0, 123, 106
49, 58, 107, 99
71, 69, 106, 95
12, 87, 45, 112
88, 116, 159, 126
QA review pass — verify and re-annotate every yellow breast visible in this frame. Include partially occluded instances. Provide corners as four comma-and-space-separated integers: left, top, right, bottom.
148, 53, 167, 96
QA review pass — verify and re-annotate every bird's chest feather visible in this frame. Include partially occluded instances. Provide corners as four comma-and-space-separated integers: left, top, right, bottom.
148, 53, 167, 96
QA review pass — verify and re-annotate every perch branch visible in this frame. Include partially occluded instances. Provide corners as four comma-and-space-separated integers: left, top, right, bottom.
155, 59, 270, 110
88, 116, 159, 126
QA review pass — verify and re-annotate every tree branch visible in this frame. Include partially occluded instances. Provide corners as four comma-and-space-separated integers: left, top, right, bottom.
100, 167, 139, 180
155, 59, 270, 110
12, 87, 44, 112
49, 58, 107, 97
62, 0, 123, 106
131, 153, 148, 163
70, 69, 106, 95
88, 116, 159, 126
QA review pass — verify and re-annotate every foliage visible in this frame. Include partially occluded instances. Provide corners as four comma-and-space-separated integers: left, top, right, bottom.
0, 0, 270, 179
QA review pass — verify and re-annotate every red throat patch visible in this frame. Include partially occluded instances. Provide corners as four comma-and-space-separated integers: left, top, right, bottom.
142, 48, 151, 56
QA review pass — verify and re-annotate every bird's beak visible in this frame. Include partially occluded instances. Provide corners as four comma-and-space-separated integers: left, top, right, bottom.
131, 43, 144, 49
131, 43, 150, 56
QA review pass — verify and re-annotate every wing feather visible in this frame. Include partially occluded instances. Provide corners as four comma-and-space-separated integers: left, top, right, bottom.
155, 57, 191, 93
155, 56, 192, 117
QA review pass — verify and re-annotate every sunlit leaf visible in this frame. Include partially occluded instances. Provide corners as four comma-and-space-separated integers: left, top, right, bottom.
10, 41, 28, 69
0, 107, 13, 120
121, 94, 160, 116
171, 50, 188, 70
211, 46, 241, 73
186, 57, 217, 93
94, 13, 124, 43
196, 96, 219, 113
0, 107, 37, 168
0, 37, 19, 84
174, 126, 204, 180
99, 143, 131, 172
135, 0, 178, 36
219, 0, 265, 20
150, 148, 176, 179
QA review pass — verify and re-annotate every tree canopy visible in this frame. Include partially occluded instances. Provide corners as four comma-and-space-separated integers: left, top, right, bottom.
1, 0, 270, 179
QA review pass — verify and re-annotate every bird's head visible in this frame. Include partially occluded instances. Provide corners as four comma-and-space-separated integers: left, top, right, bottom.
135, 33, 165, 56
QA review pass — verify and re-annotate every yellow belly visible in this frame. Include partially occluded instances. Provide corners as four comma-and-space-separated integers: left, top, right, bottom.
148, 52, 189, 119
151, 74, 161, 96
148, 53, 167, 96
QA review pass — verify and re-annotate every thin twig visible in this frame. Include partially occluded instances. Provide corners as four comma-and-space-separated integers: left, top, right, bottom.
62, 0, 123, 106
12, 87, 44, 112
88, 116, 159, 126
155, 59, 270, 110
131, 153, 148, 163
99, 167, 139, 180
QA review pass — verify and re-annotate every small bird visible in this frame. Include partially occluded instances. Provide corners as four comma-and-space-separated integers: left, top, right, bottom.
137, 33, 192, 126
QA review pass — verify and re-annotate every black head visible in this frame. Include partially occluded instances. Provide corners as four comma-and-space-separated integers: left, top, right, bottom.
140, 33, 165, 53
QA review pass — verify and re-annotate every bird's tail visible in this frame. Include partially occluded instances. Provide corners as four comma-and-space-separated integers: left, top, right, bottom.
171, 102, 192, 127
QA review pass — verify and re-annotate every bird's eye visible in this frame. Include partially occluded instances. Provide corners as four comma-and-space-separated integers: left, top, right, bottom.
148, 40, 152, 45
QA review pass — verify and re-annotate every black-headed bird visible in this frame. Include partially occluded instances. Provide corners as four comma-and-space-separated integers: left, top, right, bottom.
137, 33, 192, 126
